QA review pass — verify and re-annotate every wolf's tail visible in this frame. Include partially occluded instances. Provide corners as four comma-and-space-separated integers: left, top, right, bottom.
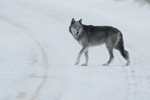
116, 33, 130, 65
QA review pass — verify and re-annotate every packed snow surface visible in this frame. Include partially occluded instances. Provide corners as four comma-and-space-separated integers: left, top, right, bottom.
0, 0, 150, 100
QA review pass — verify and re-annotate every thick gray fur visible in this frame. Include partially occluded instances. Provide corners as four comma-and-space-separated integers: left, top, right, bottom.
69, 18, 130, 66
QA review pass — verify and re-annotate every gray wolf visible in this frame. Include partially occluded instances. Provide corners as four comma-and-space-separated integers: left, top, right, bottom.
69, 18, 130, 66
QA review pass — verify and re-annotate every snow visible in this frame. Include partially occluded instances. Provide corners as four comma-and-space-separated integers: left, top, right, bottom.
0, 0, 150, 100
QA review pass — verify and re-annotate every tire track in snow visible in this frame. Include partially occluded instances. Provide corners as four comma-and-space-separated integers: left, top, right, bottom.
125, 44, 150, 100
29, 34, 49, 100
115, 42, 150, 100
131, 49, 150, 100
0, 15, 49, 100
115, 51, 137, 100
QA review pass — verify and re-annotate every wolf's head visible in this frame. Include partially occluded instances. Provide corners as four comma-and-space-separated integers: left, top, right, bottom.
69, 18, 83, 38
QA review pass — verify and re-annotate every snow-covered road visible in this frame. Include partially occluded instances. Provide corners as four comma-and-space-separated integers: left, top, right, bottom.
0, 0, 150, 100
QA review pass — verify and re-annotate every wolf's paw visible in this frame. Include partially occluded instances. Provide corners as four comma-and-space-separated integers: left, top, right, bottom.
126, 61, 130, 66
102, 63, 109, 66
81, 64, 87, 66
75, 62, 79, 65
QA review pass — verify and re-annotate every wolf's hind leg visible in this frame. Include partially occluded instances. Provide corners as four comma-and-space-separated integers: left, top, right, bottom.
120, 50, 130, 66
103, 49, 114, 66
115, 39, 130, 66
103, 42, 114, 66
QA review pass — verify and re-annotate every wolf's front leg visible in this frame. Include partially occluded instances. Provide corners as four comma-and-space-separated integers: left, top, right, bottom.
75, 46, 88, 65
81, 51, 89, 66
75, 56, 80, 65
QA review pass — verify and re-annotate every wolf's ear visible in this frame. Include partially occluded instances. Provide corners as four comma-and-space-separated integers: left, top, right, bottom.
79, 19, 82, 24
71, 18, 75, 24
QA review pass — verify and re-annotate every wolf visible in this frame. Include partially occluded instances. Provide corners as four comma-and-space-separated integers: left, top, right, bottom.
69, 18, 130, 66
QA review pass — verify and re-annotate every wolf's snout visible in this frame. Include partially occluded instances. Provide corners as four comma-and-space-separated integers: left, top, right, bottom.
74, 32, 79, 37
